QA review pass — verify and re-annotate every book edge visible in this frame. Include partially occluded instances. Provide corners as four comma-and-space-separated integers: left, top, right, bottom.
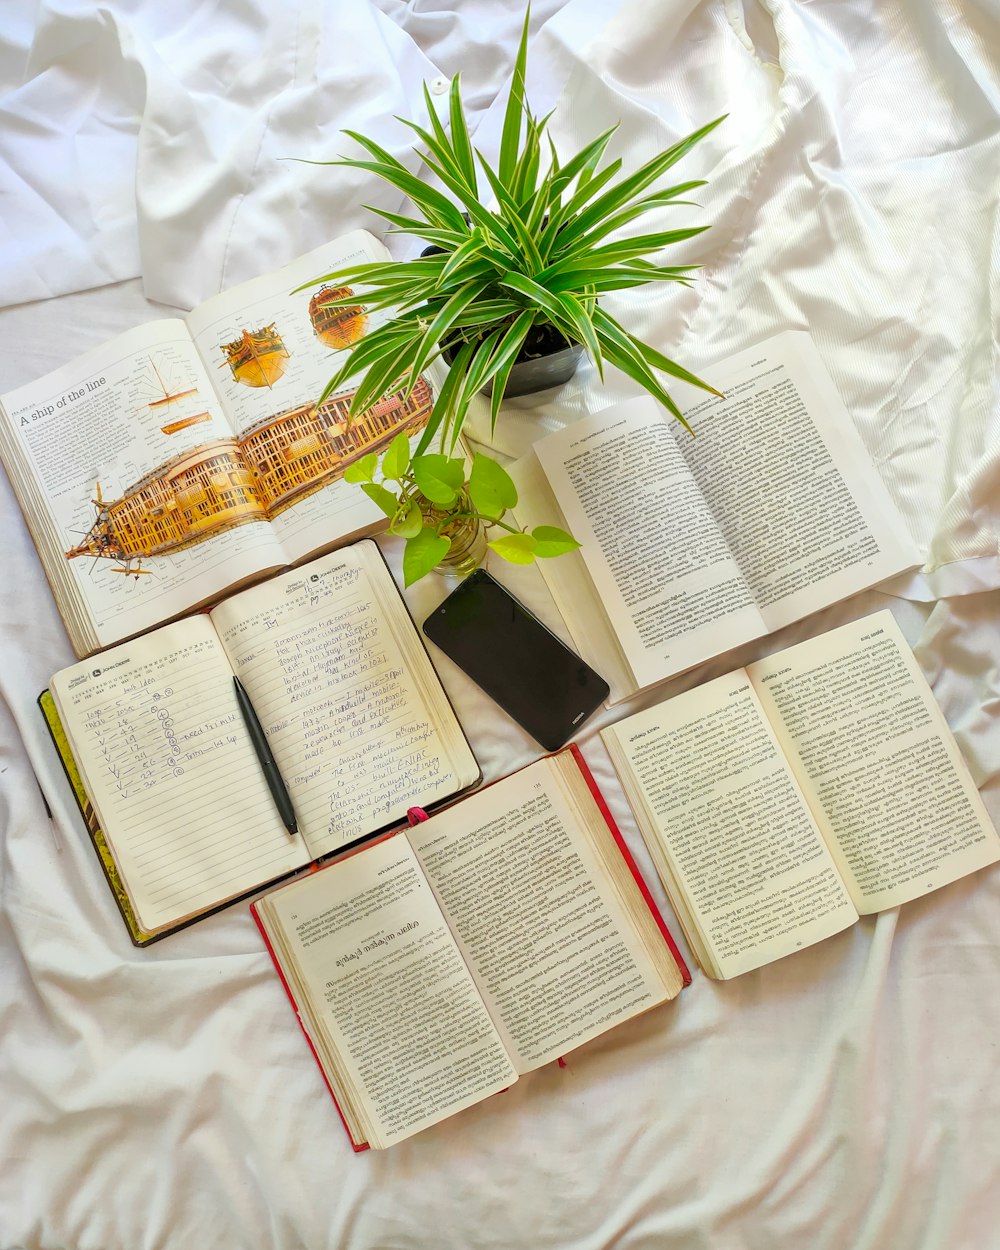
250, 899, 370, 1152
566, 743, 691, 987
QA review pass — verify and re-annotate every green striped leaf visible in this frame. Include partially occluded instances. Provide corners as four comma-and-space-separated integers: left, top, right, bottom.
546, 126, 620, 203
549, 290, 602, 376
498, 270, 566, 321
450, 298, 526, 326
539, 158, 624, 251
334, 156, 467, 231
498, 8, 531, 188
592, 311, 689, 429
551, 116, 725, 249
453, 327, 505, 431
476, 159, 543, 273
402, 280, 492, 392
413, 338, 476, 456
612, 317, 722, 396
449, 73, 478, 193
544, 227, 710, 277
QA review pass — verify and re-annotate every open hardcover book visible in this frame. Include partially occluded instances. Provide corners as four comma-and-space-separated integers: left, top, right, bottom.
513, 332, 921, 702
45, 541, 480, 943
252, 747, 688, 1151
602, 611, 1000, 979
0, 230, 428, 658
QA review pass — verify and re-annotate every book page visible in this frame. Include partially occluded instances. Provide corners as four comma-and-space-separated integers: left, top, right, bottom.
528, 398, 768, 695
210, 542, 479, 860
669, 333, 920, 628
407, 756, 672, 1070
49, 616, 309, 934
0, 321, 285, 656
186, 233, 434, 566
509, 453, 635, 704
603, 676, 858, 980
751, 611, 1000, 913
257, 837, 516, 1150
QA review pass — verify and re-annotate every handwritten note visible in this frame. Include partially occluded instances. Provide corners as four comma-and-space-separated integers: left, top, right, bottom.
50, 617, 308, 932
211, 546, 461, 859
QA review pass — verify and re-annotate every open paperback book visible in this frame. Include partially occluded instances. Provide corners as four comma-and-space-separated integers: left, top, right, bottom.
0, 230, 429, 658
252, 747, 688, 1151
512, 332, 921, 702
602, 611, 1000, 979
45, 541, 480, 943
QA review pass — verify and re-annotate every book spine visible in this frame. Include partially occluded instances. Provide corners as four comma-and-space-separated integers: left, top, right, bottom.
567, 743, 692, 986
38, 689, 157, 947
250, 901, 370, 1153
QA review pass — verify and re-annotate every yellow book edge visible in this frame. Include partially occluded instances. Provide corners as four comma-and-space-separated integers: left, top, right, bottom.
38, 689, 157, 947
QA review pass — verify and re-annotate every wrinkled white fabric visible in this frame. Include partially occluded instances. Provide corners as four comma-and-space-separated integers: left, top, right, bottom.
466, 0, 1000, 583
1, 2, 1000, 1249
0, 0, 443, 307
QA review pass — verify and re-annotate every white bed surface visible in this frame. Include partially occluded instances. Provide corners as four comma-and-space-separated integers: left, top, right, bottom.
1, 3, 999, 1247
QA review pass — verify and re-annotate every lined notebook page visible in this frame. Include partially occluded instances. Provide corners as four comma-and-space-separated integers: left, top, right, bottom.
50, 616, 310, 933
211, 543, 474, 861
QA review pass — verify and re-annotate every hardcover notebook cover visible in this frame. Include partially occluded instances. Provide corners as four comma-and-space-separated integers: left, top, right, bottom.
41, 688, 303, 947
39, 689, 157, 946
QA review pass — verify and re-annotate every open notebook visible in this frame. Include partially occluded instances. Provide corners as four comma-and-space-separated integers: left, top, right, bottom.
43, 541, 480, 943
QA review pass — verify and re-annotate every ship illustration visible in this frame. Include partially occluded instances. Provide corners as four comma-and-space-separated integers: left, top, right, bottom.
221, 324, 290, 389
141, 355, 212, 434
308, 285, 367, 349
66, 443, 264, 571
159, 411, 213, 436
66, 376, 433, 571
145, 355, 198, 409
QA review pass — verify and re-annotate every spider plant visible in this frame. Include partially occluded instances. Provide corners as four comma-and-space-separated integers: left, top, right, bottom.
299, 9, 724, 456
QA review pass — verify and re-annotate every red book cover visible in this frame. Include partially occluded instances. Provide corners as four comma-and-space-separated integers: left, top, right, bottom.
251, 747, 689, 1150
252, 894, 373, 1152
567, 743, 691, 985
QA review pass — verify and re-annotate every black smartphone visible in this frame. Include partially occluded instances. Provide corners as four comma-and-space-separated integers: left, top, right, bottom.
422, 568, 610, 752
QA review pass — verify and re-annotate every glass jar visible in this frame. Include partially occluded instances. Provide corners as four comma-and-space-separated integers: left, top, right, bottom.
423, 491, 488, 578
437, 510, 488, 577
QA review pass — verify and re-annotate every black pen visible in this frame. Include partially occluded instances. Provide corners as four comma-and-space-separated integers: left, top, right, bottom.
233, 676, 298, 835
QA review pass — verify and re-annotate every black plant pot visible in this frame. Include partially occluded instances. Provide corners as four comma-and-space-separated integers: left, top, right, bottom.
442, 334, 584, 399
421, 236, 585, 400
493, 340, 585, 398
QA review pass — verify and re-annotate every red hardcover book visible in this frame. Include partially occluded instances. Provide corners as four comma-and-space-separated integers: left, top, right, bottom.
251, 747, 688, 1151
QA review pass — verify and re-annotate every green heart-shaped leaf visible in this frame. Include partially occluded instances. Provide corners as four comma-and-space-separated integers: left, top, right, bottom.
344, 452, 379, 484
468, 453, 517, 519
361, 482, 399, 518
403, 527, 451, 586
412, 453, 465, 505
488, 532, 537, 565
390, 499, 424, 539
381, 431, 411, 482
531, 525, 581, 558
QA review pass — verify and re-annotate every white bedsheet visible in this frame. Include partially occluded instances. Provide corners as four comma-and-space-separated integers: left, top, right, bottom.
1, 3, 999, 1247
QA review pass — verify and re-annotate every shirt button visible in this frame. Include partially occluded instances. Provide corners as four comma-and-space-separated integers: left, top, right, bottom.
430, 76, 449, 96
